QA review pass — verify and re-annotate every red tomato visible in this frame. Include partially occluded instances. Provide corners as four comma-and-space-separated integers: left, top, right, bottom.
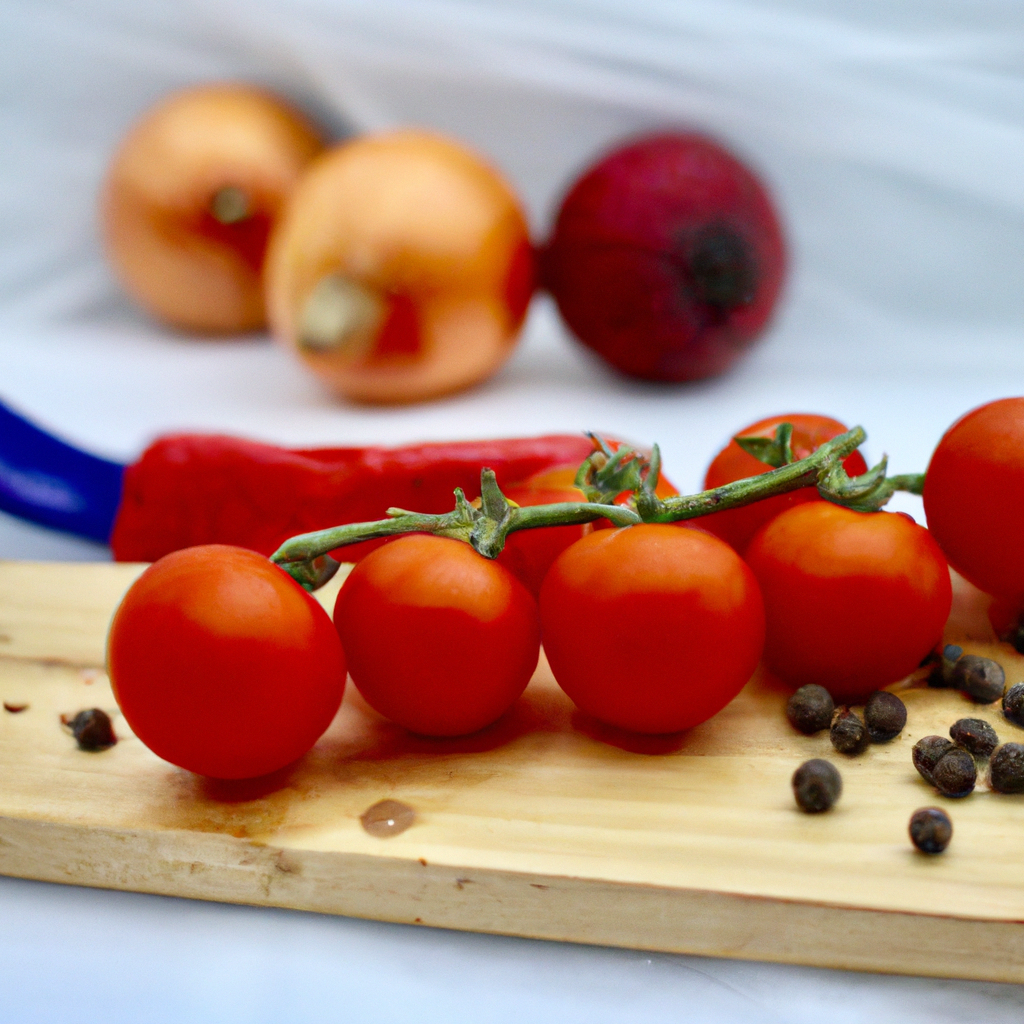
540, 524, 764, 733
509, 463, 580, 492
499, 475, 594, 598
923, 398, 1024, 602
700, 413, 869, 554
745, 504, 952, 702
107, 545, 346, 779
498, 454, 682, 595
334, 535, 541, 736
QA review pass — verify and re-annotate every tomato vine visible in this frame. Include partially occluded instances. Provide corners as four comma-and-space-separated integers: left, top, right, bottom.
270, 423, 925, 591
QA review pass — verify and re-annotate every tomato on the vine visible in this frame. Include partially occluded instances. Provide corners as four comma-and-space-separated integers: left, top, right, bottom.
589, 444, 680, 529
498, 467, 594, 598
107, 545, 346, 779
498, 453, 679, 597
540, 524, 764, 734
334, 535, 540, 736
744, 504, 951, 702
500, 493, 590, 597
700, 413, 868, 554
923, 397, 1024, 603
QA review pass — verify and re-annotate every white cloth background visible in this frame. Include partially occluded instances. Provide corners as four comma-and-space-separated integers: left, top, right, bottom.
2, 1, 1024, 1020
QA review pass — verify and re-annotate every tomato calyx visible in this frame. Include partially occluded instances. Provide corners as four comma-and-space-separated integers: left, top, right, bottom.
573, 434, 664, 504
733, 421, 926, 513
734, 421, 796, 468
816, 452, 925, 513
273, 465, 640, 590
271, 424, 924, 592
647, 425, 871, 524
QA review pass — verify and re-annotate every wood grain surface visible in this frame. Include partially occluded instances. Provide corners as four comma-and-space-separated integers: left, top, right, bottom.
2, 561, 1024, 982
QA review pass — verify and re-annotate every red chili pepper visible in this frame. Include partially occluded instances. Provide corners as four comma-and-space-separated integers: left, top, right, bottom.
109, 434, 596, 563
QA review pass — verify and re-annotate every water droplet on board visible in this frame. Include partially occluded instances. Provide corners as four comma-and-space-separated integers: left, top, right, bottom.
360, 799, 415, 837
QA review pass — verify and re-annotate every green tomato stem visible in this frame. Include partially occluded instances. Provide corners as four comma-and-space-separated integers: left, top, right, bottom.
271, 479, 640, 589
270, 424, 924, 591
645, 426, 866, 522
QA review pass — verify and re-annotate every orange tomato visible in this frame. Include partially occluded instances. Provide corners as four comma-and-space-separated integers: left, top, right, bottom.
107, 546, 346, 779
334, 535, 540, 736
700, 413, 868, 554
499, 473, 593, 597
541, 525, 765, 733
102, 84, 323, 333
746, 504, 951, 702
923, 397, 1024, 602
264, 130, 534, 404
497, 450, 680, 595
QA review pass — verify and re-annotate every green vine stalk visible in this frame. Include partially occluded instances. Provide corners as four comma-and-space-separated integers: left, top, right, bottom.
271, 424, 925, 591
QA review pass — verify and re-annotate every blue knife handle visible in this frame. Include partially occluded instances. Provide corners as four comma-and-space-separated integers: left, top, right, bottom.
0, 399, 125, 543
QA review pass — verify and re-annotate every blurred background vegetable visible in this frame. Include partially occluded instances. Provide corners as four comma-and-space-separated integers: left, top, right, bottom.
542, 133, 785, 382
102, 83, 323, 333
264, 130, 534, 404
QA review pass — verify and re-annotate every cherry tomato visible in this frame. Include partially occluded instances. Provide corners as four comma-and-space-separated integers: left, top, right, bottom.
334, 535, 540, 736
700, 413, 868, 554
923, 397, 1024, 602
498, 453, 680, 596
540, 524, 764, 733
107, 545, 346, 779
499, 474, 594, 598
744, 504, 952, 702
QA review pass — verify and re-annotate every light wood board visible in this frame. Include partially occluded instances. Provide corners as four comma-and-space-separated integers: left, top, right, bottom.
2, 560, 1024, 982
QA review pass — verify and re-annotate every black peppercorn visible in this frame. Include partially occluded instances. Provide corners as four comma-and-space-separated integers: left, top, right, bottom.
948, 718, 998, 758
786, 684, 834, 735
927, 644, 962, 688
912, 735, 955, 784
989, 743, 1024, 794
64, 708, 116, 751
931, 747, 976, 798
1003, 682, 1024, 729
863, 691, 907, 743
792, 758, 842, 813
909, 807, 952, 854
830, 706, 869, 755
952, 654, 1005, 704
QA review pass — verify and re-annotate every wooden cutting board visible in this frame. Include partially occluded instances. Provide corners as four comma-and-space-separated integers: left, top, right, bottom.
2, 560, 1023, 982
